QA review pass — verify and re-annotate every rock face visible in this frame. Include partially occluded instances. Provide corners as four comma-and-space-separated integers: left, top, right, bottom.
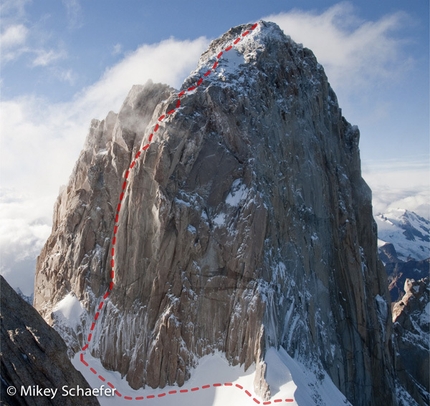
0, 276, 99, 406
386, 258, 430, 302
392, 278, 430, 405
35, 21, 404, 405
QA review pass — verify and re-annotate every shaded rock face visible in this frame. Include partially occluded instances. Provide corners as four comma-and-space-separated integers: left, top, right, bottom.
392, 278, 430, 406
35, 21, 397, 405
386, 258, 430, 302
0, 276, 99, 406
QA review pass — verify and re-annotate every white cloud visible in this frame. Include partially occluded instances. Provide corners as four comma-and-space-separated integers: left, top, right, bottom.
0, 0, 29, 19
363, 159, 430, 218
62, 0, 83, 29
32, 48, 67, 66
112, 43, 123, 55
264, 3, 411, 94
0, 24, 28, 49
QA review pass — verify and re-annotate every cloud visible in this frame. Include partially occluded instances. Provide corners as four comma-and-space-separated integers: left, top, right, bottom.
264, 3, 411, 94
62, 0, 83, 29
0, 24, 28, 49
0, 191, 52, 295
0, 0, 68, 67
362, 159, 430, 218
112, 43, 122, 55
0, 0, 29, 19
32, 48, 67, 66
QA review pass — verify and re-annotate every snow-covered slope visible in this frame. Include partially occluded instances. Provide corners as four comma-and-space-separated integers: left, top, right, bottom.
72, 347, 351, 406
376, 209, 430, 261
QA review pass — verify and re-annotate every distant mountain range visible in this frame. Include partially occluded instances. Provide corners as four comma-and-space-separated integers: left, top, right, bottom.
375, 208, 430, 262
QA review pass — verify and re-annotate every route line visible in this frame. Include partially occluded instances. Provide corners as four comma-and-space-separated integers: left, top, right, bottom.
78, 21, 294, 404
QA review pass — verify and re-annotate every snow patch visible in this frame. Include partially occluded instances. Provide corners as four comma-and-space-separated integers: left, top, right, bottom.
213, 213, 226, 227
225, 179, 248, 207
52, 292, 84, 329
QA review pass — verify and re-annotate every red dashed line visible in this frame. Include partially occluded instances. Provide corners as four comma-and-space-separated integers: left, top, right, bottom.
79, 353, 88, 366
76, 21, 293, 405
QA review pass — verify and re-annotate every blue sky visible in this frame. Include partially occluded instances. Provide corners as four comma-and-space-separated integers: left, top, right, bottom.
0, 0, 429, 294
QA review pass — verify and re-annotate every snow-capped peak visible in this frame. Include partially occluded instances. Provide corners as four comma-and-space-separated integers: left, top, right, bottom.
376, 208, 430, 261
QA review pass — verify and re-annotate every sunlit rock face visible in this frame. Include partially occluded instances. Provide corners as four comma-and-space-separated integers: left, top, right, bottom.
35, 21, 400, 405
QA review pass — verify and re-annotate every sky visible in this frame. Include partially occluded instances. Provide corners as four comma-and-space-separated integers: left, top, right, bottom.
0, 0, 429, 295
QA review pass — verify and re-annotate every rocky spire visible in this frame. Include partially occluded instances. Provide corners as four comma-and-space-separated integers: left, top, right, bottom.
35, 21, 400, 405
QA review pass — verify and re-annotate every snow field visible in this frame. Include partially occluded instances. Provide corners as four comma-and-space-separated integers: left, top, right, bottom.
73, 347, 351, 405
